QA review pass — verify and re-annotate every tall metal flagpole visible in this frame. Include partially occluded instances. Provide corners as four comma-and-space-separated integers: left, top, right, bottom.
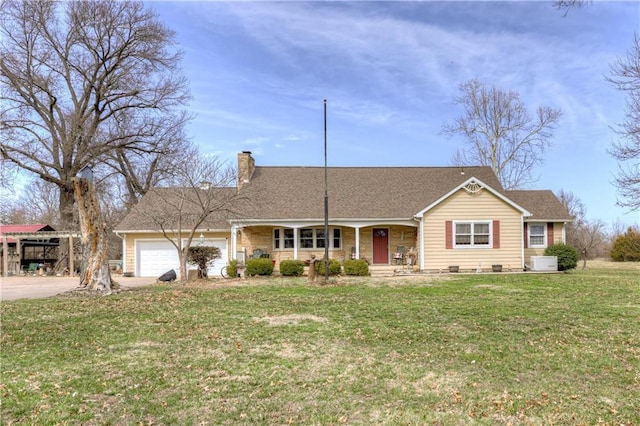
324, 99, 329, 283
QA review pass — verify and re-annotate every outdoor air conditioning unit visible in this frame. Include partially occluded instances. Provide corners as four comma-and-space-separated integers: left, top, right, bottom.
530, 256, 558, 272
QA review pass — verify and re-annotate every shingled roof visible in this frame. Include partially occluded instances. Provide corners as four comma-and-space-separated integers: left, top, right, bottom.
235, 165, 504, 220
116, 160, 571, 232
115, 187, 239, 231
505, 190, 573, 221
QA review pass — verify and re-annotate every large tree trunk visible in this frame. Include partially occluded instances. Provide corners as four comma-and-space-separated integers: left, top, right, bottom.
72, 177, 112, 294
58, 185, 76, 274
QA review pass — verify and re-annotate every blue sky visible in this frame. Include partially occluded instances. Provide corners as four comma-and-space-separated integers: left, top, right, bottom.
152, 1, 639, 228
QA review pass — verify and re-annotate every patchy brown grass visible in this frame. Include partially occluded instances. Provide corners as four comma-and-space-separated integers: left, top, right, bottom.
2, 268, 638, 424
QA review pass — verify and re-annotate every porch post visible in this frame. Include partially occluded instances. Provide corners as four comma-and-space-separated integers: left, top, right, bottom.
69, 236, 74, 275
293, 228, 298, 260
2, 236, 7, 277
231, 225, 238, 261
355, 227, 360, 259
17, 237, 22, 273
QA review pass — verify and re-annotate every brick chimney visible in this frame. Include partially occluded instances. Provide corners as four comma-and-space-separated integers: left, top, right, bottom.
237, 151, 255, 191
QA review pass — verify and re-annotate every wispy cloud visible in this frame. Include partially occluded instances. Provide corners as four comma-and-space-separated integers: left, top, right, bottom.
153, 1, 639, 225
204, 2, 618, 127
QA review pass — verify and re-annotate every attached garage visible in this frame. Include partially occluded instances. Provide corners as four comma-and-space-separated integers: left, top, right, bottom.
135, 239, 228, 278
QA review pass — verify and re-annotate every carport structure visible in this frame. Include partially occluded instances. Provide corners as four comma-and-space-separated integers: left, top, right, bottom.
1, 225, 80, 277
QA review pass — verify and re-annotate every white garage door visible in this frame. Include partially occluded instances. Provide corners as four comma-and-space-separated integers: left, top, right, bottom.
202, 239, 228, 278
136, 240, 180, 278
136, 239, 228, 278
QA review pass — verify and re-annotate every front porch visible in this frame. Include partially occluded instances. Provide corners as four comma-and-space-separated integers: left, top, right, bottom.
231, 223, 419, 268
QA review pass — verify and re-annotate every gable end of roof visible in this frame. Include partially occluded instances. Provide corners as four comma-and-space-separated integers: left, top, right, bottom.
415, 177, 531, 217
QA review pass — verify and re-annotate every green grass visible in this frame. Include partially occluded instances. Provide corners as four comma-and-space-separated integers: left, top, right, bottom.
2, 267, 639, 425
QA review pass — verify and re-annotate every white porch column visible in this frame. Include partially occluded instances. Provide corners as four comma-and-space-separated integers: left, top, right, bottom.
355, 227, 360, 259
231, 225, 238, 260
293, 228, 299, 260
419, 219, 425, 270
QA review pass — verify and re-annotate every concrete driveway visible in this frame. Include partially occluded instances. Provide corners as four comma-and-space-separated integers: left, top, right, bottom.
0, 275, 156, 301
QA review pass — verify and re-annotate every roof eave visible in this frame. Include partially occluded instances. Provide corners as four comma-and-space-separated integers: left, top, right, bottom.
113, 228, 231, 234
525, 218, 573, 222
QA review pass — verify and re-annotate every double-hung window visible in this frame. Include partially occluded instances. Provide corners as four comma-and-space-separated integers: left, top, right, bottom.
273, 227, 341, 250
274, 228, 295, 249
528, 223, 546, 248
298, 227, 341, 249
454, 221, 491, 248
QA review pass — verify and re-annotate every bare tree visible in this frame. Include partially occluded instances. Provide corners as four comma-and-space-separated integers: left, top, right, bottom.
15, 180, 61, 226
573, 219, 608, 269
0, 0, 191, 223
553, 0, 592, 16
129, 155, 242, 280
607, 34, 640, 212
557, 189, 608, 269
107, 122, 193, 208
557, 189, 586, 225
0, 0, 191, 290
443, 79, 562, 190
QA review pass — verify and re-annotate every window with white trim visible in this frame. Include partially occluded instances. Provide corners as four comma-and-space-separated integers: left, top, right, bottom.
333, 228, 342, 249
273, 227, 341, 250
274, 228, 294, 249
528, 223, 546, 248
454, 221, 492, 248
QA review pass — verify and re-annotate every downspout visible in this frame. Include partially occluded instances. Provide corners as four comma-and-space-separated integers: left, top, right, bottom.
520, 217, 525, 270
413, 215, 424, 271
2, 236, 8, 277
114, 231, 126, 273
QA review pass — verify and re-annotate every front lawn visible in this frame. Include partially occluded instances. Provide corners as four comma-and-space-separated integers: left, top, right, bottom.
2, 266, 638, 424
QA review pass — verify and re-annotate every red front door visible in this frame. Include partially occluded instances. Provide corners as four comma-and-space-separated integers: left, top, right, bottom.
372, 228, 389, 264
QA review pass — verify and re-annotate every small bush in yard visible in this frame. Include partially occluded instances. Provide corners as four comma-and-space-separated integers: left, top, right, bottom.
344, 259, 369, 276
245, 258, 274, 276
279, 260, 305, 276
610, 227, 640, 261
545, 243, 579, 271
315, 258, 342, 276
187, 246, 221, 278
226, 259, 238, 277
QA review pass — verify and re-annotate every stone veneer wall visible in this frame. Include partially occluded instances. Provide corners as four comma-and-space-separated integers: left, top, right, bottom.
237, 225, 418, 266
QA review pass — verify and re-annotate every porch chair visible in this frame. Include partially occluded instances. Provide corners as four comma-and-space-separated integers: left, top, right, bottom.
393, 246, 406, 265
250, 248, 270, 259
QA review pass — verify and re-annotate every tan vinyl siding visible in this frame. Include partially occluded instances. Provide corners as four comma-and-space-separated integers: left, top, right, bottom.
524, 222, 565, 266
552, 222, 565, 245
422, 189, 523, 271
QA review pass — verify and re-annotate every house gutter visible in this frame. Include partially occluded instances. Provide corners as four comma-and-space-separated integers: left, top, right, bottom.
413, 215, 424, 271
114, 231, 127, 274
